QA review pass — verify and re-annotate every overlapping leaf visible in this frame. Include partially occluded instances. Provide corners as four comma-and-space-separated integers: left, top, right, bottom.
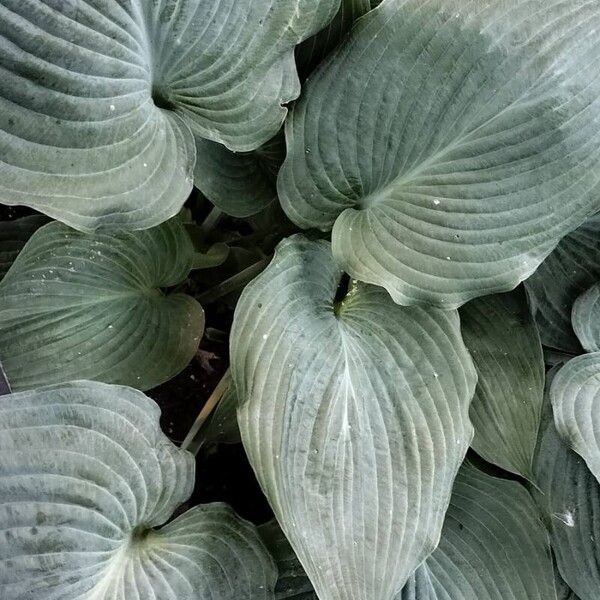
0, 0, 339, 231
534, 413, 600, 600
231, 235, 477, 600
193, 0, 383, 220
0, 381, 277, 600
278, 0, 600, 307
400, 462, 557, 600
295, 0, 381, 79
194, 132, 285, 218
572, 285, 600, 352
258, 462, 559, 600
551, 353, 600, 484
0, 218, 203, 391
259, 521, 317, 600
460, 288, 544, 479
0, 215, 48, 280
525, 214, 600, 353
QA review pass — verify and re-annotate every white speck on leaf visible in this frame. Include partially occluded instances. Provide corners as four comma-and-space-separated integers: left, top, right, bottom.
553, 510, 575, 527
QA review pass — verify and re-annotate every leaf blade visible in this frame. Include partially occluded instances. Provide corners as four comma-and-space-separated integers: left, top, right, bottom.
0, 381, 276, 600
232, 235, 476, 600
460, 288, 544, 479
0, 218, 203, 391
278, 0, 600, 306
0, 0, 339, 230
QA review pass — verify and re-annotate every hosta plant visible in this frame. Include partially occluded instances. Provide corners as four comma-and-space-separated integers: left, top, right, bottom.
1, 1, 600, 600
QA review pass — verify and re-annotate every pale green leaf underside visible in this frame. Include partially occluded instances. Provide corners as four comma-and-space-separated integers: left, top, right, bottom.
0, 215, 48, 280
194, 132, 285, 218
0, 0, 338, 231
401, 462, 557, 600
279, 0, 600, 307
525, 214, 600, 353
551, 353, 600, 485
231, 235, 477, 600
534, 416, 600, 600
572, 284, 600, 352
0, 381, 277, 600
0, 218, 203, 391
460, 288, 544, 479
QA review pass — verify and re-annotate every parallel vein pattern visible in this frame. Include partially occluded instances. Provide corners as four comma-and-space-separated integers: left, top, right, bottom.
525, 214, 600, 353
194, 132, 285, 218
231, 235, 477, 600
535, 415, 600, 600
401, 462, 557, 600
572, 285, 600, 352
0, 0, 338, 230
0, 381, 277, 600
551, 353, 600, 485
278, 0, 600, 307
460, 289, 544, 479
0, 218, 203, 391
257, 463, 559, 600
295, 0, 381, 79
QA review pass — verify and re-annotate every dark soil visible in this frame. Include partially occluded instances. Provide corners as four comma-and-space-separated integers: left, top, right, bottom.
0, 200, 273, 526
148, 305, 274, 525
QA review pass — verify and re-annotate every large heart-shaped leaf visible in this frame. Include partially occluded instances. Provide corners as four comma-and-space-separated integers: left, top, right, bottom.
534, 412, 600, 600
525, 214, 600, 353
231, 235, 477, 600
194, 132, 285, 218
0, 0, 339, 231
572, 284, 600, 352
460, 288, 544, 479
278, 0, 600, 307
0, 380, 277, 600
400, 462, 557, 600
0, 218, 203, 391
551, 353, 600, 484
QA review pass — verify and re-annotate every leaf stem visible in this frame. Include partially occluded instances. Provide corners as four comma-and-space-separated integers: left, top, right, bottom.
199, 207, 223, 235
197, 255, 270, 304
182, 368, 231, 455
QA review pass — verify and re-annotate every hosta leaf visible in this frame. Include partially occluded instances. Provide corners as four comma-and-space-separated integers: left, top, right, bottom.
0, 218, 203, 391
194, 132, 286, 218
278, 0, 600, 307
0, 381, 277, 600
231, 235, 477, 600
259, 521, 317, 600
0, 215, 48, 280
525, 213, 600, 353
572, 284, 600, 352
460, 288, 544, 479
551, 353, 600, 484
295, 0, 381, 79
0, 0, 339, 231
400, 462, 557, 600
258, 462, 559, 600
534, 414, 600, 600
